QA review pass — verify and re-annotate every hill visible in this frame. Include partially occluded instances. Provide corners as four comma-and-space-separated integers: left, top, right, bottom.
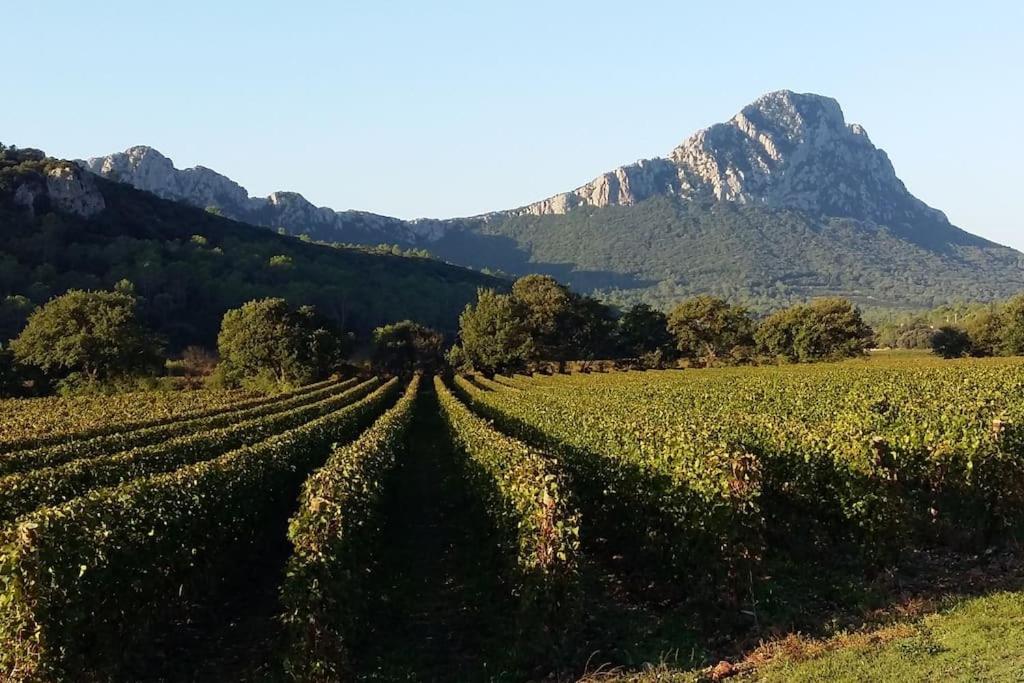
0, 145, 502, 349
82, 91, 1024, 312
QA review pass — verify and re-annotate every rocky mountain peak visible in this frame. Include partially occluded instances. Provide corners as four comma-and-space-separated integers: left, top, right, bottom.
520, 90, 946, 228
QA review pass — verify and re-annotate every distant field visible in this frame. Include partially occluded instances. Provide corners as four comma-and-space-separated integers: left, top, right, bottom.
2, 357, 1023, 680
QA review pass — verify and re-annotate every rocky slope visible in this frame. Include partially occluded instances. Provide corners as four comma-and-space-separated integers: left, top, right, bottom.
519, 90, 947, 229
78, 146, 445, 243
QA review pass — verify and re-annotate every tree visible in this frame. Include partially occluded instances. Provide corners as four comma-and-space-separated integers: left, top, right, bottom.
618, 303, 674, 358
793, 298, 875, 361
372, 320, 444, 375
458, 289, 534, 375
755, 306, 804, 362
931, 326, 972, 359
565, 294, 616, 361
510, 275, 576, 363
667, 296, 754, 365
964, 310, 1002, 357
216, 298, 347, 391
756, 298, 873, 362
10, 288, 162, 389
998, 295, 1024, 356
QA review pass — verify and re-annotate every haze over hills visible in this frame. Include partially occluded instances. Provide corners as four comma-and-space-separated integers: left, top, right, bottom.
81, 90, 1024, 311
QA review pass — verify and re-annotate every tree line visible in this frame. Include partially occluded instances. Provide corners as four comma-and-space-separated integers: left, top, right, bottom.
6, 273, 1019, 397
927, 294, 1024, 359
448, 275, 874, 374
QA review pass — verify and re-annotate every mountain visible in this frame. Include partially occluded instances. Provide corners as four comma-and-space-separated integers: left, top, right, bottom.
82, 90, 1024, 311
78, 146, 448, 243
0, 145, 501, 349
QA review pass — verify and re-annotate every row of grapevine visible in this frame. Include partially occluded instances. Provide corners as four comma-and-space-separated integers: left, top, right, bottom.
280, 374, 422, 680
435, 376, 580, 636
0, 376, 360, 477
0, 378, 399, 681
0, 378, 381, 526
453, 375, 756, 597
0, 375, 342, 454
463, 362, 1024, 579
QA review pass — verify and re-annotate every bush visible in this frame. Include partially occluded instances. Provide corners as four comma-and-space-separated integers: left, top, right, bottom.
931, 326, 972, 359
9, 287, 163, 390
371, 321, 444, 376
0, 378, 398, 680
216, 298, 350, 392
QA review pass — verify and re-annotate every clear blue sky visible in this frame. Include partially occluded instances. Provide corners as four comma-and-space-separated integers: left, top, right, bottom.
6, 1, 1022, 249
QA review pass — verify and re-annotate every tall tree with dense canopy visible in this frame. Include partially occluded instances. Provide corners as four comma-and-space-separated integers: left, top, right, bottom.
931, 326, 972, 359
756, 298, 874, 362
510, 274, 577, 363
667, 296, 754, 365
372, 320, 445, 375
617, 303, 675, 358
215, 298, 347, 391
458, 288, 534, 375
9, 287, 162, 388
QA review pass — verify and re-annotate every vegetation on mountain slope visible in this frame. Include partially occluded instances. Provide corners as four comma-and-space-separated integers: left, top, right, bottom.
430, 196, 1024, 312
0, 145, 502, 352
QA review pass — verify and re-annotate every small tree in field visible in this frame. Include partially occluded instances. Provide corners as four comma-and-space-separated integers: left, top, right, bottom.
667, 296, 754, 365
931, 326, 972, 359
372, 321, 444, 376
756, 298, 873, 362
10, 287, 162, 389
459, 288, 534, 375
216, 298, 348, 391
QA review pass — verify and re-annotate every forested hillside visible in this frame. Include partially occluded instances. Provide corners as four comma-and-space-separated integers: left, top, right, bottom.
0, 145, 502, 349
434, 196, 1024, 312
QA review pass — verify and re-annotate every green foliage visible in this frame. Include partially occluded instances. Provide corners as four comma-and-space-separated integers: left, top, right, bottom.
458, 288, 534, 375
964, 311, 1003, 357
0, 151, 501, 355
436, 376, 580, 636
667, 295, 754, 365
215, 298, 349, 391
0, 378, 398, 680
436, 195, 1024, 312
371, 321, 444, 376
617, 303, 675, 358
0, 378, 366, 477
281, 375, 420, 680
462, 361, 1024, 594
931, 326, 972, 359
9, 287, 163, 389
756, 298, 873, 362
0, 378, 374, 523
998, 294, 1024, 356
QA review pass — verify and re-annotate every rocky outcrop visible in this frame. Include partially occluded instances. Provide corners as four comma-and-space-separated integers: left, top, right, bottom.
44, 165, 106, 217
78, 146, 438, 243
517, 90, 948, 228
12, 163, 105, 219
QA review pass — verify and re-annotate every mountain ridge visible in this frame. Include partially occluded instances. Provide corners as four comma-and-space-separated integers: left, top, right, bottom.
78, 90, 1024, 311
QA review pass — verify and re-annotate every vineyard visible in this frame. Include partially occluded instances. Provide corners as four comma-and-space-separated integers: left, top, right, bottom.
2, 358, 1024, 680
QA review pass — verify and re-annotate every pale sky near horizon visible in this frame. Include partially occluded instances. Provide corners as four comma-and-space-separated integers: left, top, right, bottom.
4, 1, 1022, 249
